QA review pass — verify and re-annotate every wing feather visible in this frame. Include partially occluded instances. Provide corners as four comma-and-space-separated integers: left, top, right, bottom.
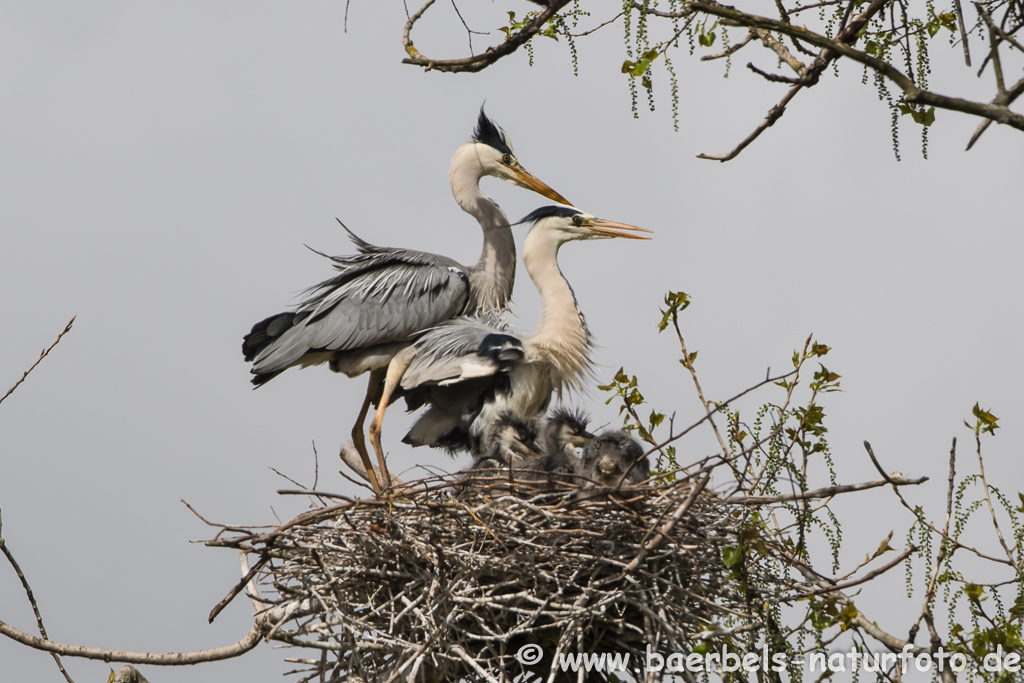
400, 317, 525, 389
251, 238, 470, 375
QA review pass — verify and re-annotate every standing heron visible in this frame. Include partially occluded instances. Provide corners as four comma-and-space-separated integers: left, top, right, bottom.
392, 206, 651, 459
242, 110, 570, 493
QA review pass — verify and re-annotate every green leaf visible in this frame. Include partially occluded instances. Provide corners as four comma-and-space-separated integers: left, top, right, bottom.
657, 291, 691, 331
971, 402, 1001, 435
837, 602, 859, 630
964, 583, 985, 604
699, 31, 716, 47
722, 546, 744, 568
1009, 595, 1024, 620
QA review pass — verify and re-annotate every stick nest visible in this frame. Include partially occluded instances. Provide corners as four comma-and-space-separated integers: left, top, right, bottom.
213, 473, 754, 682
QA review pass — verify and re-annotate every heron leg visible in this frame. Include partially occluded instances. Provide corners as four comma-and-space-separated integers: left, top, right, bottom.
351, 369, 386, 494
368, 347, 415, 493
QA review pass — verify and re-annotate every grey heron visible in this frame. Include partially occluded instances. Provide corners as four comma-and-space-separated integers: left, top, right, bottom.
393, 206, 651, 459
578, 430, 650, 487
242, 109, 570, 493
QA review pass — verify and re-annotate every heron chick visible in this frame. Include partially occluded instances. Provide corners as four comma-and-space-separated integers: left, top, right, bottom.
471, 411, 542, 471
541, 407, 594, 463
578, 431, 650, 488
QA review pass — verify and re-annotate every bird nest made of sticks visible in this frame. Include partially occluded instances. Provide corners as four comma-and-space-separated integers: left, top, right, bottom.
210, 472, 753, 683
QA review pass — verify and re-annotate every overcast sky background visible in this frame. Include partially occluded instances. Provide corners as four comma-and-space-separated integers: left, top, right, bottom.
2, 2, 1022, 681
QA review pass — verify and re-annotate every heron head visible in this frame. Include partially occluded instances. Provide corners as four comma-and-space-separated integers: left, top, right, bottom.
465, 107, 572, 206
517, 206, 653, 243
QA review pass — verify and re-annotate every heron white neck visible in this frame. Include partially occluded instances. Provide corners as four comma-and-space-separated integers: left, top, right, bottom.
522, 228, 593, 394
449, 145, 516, 315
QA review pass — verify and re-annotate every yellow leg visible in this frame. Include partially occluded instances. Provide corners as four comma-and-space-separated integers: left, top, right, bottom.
351, 369, 385, 494
368, 349, 414, 494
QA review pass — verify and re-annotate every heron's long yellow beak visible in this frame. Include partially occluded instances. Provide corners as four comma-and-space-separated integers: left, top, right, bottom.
587, 218, 653, 240
511, 166, 573, 207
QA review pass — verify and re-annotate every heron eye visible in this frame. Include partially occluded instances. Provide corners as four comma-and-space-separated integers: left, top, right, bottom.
572, 215, 583, 226
502, 154, 512, 164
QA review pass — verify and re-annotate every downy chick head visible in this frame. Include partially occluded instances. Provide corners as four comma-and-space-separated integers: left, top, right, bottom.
578, 431, 650, 488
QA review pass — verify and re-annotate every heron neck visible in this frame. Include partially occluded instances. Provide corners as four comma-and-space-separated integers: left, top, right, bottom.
522, 231, 593, 393
449, 147, 516, 314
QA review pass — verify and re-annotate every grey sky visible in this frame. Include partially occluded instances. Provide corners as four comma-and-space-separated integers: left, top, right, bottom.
2, 2, 1021, 681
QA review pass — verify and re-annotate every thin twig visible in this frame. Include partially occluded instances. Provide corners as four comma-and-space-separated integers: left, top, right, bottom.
782, 544, 917, 600
908, 438, 957, 645
747, 63, 804, 83
208, 555, 269, 624
973, 429, 1020, 568
0, 317, 75, 407
0, 510, 76, 682
697, 85, 802, 161
701, 30, 754, 60
567, 11, 625, 38
865, 441, 1018, 567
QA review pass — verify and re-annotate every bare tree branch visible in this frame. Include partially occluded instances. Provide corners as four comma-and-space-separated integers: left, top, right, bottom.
0, 620, 264, 665
729, 474, 928, 505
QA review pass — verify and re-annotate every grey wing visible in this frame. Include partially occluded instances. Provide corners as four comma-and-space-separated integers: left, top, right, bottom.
252, 259, 470, 375
400, 316, 526, 390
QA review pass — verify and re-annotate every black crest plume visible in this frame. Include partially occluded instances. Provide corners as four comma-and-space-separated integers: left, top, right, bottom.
472, 107, 514, 157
